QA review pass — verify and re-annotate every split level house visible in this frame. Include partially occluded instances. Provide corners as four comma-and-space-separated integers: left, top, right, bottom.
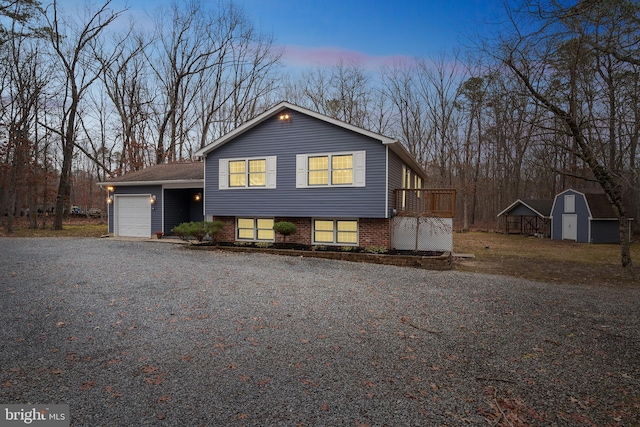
100, 102, 456, 252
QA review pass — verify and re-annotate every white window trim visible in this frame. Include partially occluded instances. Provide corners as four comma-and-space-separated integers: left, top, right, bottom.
312, 218, 359, 246
296, 151, 365, 188
565, 194, 575, 213
236, 217, 275, 242
219, 156, 276, 190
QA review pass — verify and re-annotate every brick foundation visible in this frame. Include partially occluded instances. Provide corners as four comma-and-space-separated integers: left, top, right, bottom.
209, 216, 236, 242
209, 216, 392, 249
273, 218, 312, 245
358, 218, 391, 249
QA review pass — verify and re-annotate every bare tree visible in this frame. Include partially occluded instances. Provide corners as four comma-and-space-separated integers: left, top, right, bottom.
195, 8, 282, 147
44, 0, 123, 230
99, 24, 153, 174
0, 0, 49, 232
456, 74, 488, 230
290, 61, 376, 130
418, 54, 465, 186
381, 61, 432, 165
148, 0, 247, 163
497, 0, 638, 271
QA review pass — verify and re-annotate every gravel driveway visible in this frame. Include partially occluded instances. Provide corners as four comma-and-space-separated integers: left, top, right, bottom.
1, 237, 638, 426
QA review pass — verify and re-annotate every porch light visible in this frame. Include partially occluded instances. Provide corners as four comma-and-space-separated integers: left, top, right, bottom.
194, 192, 202, 202
150, 195, 156, 204
107, 195, 113, 204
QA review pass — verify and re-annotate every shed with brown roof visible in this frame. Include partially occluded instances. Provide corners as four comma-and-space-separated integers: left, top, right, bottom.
550, 189, 633, 243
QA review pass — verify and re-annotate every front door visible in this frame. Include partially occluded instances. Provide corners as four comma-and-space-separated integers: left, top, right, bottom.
562, 214, 577, 241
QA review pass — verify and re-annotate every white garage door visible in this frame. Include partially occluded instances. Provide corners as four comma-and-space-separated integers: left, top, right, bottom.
116, 196, 151, 237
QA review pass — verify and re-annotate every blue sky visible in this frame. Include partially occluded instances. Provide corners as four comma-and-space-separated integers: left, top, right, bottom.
232, 0, 507, 67
57, 0, 507, 68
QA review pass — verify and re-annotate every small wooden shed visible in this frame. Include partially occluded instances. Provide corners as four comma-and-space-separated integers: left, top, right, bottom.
497, 199, 553, 237
550, 189, 633, 243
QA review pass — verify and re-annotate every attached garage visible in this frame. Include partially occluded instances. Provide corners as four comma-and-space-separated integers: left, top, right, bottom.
115, 195, 152, 237
99, 163, 204, 238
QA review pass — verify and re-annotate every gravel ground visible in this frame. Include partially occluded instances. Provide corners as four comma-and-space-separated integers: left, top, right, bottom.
1, 237, 639, 426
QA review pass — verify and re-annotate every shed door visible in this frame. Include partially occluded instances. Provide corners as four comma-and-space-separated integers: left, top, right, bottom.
115, 196, 151, 237
562, 214, 577, 241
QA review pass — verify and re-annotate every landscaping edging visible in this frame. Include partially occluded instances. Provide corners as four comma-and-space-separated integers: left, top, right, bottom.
189, 245, 453, 270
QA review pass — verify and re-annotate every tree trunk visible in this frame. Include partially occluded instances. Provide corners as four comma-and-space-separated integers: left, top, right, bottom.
53, 134, 74, 230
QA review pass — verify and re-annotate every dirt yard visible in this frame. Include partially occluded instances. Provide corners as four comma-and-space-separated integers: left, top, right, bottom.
453, 231, 639, 288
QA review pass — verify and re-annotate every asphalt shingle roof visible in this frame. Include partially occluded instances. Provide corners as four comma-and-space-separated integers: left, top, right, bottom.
106, 162, 204, 183
520, 199, 554, 217
585, 193, 618, 219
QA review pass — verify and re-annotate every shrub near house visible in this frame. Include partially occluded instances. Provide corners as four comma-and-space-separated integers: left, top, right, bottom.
172, 221, 224, 242
273, 221, 297, 243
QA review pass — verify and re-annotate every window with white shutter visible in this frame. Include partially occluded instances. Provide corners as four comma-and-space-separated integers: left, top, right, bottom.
296, 151, 365, 188
219, 156, 276, 189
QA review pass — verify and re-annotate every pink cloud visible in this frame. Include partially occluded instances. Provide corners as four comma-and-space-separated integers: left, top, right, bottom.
282, 45, 417, 69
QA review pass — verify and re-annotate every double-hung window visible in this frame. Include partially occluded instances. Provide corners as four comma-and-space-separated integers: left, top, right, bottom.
237, 218, 274, 241
296, 151, 365, 188
313, 219, 358, 245
219, 157, 276, 189
308, 156, 330, 185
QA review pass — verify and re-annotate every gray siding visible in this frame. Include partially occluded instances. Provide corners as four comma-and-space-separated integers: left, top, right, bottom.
551, 190, 590, 242
386, 149, 426, 214
108, 185, 162, 234
163, 188, 204, 234
590, 219, 620, 243
204, 109, 388, 218
387, 149, 404, 214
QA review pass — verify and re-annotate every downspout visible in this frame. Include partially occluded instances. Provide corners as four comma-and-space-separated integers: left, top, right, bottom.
386, 145, 392, 250
161, 187, 165, 234
385, 146, 389, 218
203, 157, 207, 220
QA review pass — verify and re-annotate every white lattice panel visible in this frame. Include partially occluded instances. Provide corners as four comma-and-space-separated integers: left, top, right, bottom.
392, 217, 453, 252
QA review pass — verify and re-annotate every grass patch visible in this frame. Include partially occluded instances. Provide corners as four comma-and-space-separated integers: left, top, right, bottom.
0, 218, 108, 238
454, 231, 639, 287
454, 231, 633, 265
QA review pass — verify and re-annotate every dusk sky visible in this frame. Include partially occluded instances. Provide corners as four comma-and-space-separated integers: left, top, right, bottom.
57, 0, 508, 69
232, 0, 507, 67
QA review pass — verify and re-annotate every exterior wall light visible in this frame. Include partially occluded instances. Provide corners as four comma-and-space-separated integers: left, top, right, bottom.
150, 195, 157, 204
107, 195, 114, 204
194, 192, 202, 202
107, 186, 114, 192
278, 113, 290, 121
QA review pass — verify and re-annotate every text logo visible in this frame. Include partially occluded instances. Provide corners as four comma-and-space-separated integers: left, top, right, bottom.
0, 405, 69, 427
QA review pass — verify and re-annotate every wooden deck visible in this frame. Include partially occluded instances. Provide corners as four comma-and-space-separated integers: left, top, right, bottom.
393, 188, 456, 218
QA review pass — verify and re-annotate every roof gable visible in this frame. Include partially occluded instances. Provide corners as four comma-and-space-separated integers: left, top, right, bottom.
194, 101, 427, 179
497, 199, 553, 217
550, 188, 634, 220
